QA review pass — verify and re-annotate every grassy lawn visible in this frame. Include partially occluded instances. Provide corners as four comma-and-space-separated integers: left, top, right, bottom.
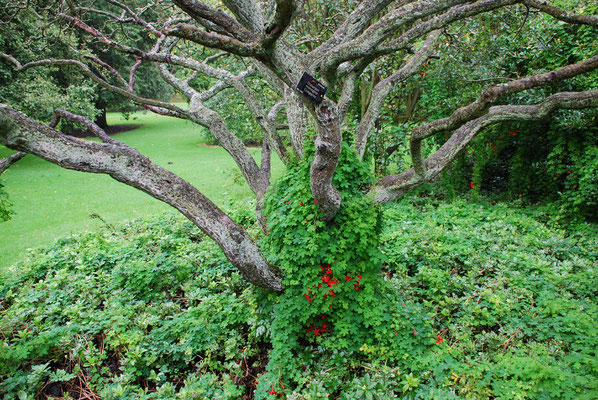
0, 110, 283, 269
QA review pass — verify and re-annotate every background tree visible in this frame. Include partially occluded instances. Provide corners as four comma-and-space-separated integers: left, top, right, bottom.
0, 0, 173, 129
0, 0, 597, 391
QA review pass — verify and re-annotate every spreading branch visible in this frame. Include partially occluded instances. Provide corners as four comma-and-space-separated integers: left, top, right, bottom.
409, 54, 598, 177
172, 0, 256, 41
0, 104, 283, 291
374, 90, 598, 204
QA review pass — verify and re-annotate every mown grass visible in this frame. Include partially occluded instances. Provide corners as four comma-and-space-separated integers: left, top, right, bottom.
0, 111, 282, 269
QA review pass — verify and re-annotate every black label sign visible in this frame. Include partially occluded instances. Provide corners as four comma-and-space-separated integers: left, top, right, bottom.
296, 72, 327, 104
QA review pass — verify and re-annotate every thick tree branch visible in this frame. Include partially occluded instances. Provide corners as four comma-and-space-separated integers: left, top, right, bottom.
337, 57, 376, 124
228, 77, 289, 163
412, 54, 598, 141
310, 100, 342, 221
309, 0, 398, 63
409, 54, 598, 178
263, 0, 298, 49
374, 90, 598, 204
221, 0, 266, 33
157, 64, 268, 198
0, 152, 26, 175
317, 0, 471, 81
166, 23, 262, 57
0, 104, 283, 291
267, 101, 288, 130
172, 0, 256, 41
0, 55, 189, 117
284, 88, 310, 158
376, 0, 520, 56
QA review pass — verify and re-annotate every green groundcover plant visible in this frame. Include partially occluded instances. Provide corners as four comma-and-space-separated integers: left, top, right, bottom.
1, 147, 597, 400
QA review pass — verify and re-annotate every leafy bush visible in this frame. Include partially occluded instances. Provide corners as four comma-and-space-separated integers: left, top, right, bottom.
0, 213, 262, 399
1, 196, 596, 398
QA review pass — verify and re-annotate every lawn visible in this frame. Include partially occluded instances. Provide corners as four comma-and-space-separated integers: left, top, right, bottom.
0, 110, 283, 269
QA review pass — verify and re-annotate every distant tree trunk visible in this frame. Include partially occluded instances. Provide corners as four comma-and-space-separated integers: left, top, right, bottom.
95, 107, 108, 130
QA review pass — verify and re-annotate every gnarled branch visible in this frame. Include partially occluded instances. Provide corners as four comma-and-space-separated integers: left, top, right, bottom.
374, 90, 598, 204
0, 104, 283, 291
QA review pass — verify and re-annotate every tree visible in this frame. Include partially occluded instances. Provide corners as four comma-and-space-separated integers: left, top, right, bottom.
0, 0, 597, 384
0, 0, 173, 129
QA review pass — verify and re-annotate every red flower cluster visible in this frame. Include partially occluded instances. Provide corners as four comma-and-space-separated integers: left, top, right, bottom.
306, 315, 328, 336
509, 129, 519, 136
436, 334, 444, 344
269, 385, 277, 395
319, 264, 339, 297
470, 181, 475, 189
305, 322, 328, 336
304, 292, 313, 303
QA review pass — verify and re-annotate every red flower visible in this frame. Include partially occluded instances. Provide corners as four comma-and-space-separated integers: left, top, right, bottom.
354, 283, 359, 290
357, 274, 362, 281
300, 201, 303, 206
314, 199, 318, 204
269, 385, 277, 395
470, 181, 475, 189
304, 293, 312, 303
414, 329, 417, 337
345, 276, 352, 281
436, 335, 444, 344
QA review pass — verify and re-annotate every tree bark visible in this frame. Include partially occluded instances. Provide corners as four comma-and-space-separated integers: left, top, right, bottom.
0, 152, 26, 175
310, 101, 342, 221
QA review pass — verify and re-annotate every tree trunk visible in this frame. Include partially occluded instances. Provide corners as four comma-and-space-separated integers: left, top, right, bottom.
95, 108, 108, 130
